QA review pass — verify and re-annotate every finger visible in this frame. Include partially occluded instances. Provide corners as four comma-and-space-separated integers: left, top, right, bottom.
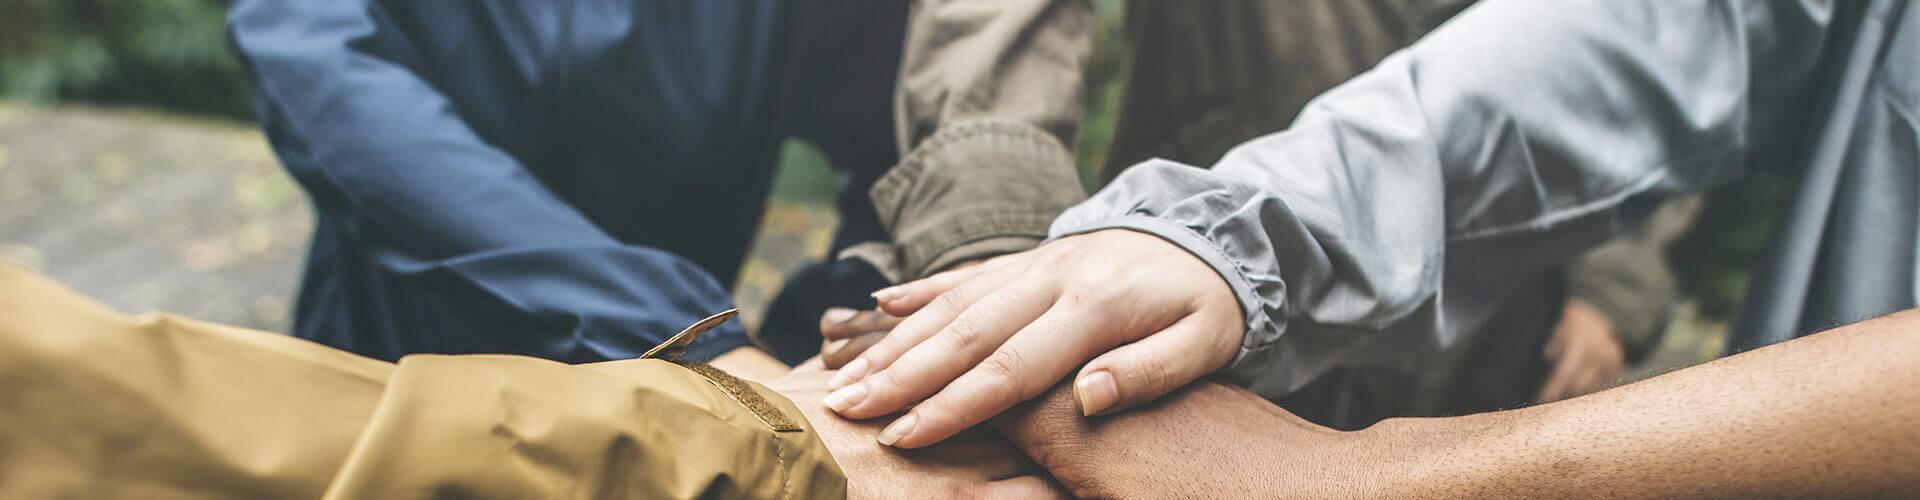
878, 305, 1110, 448
1073, 313, 1239, 416
1536, 356, 1582, 402
829, 281, 1055, 420
822, 309, 903, 340
829, 264, 1023, 389
1543, 326, 1568, 362
822, 331, 885, 368
792, 356, 826, 372
1575, 367, 1616, 397
819, 307, 860, 339
872, 257, 1002, 316
976, 476, 1067, 500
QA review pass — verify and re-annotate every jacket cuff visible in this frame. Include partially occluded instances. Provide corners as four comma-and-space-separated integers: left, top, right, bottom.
870, 120, 1085, 279
1048, 214, 1279, 373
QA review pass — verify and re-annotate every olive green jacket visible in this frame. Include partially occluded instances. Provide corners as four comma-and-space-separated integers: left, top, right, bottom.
851, 0, 1094, 281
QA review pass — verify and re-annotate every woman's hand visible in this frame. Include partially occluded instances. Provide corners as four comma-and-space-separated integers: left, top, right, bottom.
769, 361, 1063, 499
819, 308, 903, 369
821, 229, 1245, 448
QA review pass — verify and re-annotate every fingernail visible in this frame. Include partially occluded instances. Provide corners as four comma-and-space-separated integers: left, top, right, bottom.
823, 307, 857, 324
828, 357, 869, 389
1076, 370, 1119, 416
871, 287, 904, 303
823, 382, 869, 413
822, 338, 850, 355
878, 413, 917, 446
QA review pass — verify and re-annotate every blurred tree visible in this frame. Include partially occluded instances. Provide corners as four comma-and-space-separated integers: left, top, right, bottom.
0, 0, 251, 120
1668, 171, 1789, 322
1075, 0, 1127, 192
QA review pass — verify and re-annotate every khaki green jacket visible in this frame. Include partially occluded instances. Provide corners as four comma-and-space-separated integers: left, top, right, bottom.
852, 0, 1094, 281
0, 263, 843, 499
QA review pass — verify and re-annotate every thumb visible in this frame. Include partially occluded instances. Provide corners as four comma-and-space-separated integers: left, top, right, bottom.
1072, 316, 1237, 416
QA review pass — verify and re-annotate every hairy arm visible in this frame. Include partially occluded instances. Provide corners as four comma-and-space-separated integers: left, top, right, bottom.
998, 309, 1920, 499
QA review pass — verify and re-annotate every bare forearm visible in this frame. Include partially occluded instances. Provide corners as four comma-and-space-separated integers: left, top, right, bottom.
1000, 309, 1920, 498
1394, 309, 1920, 498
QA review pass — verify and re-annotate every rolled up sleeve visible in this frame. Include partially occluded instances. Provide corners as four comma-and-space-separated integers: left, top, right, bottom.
857, 0, 1093, 280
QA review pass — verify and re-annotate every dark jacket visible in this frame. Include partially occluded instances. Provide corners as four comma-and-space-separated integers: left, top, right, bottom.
229, 0, 1089, 363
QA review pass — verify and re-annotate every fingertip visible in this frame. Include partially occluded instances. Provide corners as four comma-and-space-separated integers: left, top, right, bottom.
822, 307, 857, 325
1074, 369, 1119, 416
871, 286, 905, 305
877, 412, 917, 447
822, 338, 850, 357
828, 357, 869, 389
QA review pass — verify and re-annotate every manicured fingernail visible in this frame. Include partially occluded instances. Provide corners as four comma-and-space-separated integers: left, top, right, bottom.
823, 382, 868, 413
1076, 370, 1119, 416
878, 413, 917, 446
871, 287, 904, 303
828, 357, 869, 389
822, 338, 850, 355
823, 307, 857, 324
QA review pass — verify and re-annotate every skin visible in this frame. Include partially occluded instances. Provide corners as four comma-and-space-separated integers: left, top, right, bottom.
823, 229, 1244, 448
1538, 299, 1627, 402
994, 309, 1920, 499
710, 346, 792, 385
766, 359, 1065, 499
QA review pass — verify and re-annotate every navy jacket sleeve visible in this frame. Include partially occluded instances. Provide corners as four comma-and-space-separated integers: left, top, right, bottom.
228, 0, 749, 362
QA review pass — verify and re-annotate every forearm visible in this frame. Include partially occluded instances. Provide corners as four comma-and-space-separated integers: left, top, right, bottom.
1390, 309, 1920, 498
1051, 0, 1834, 394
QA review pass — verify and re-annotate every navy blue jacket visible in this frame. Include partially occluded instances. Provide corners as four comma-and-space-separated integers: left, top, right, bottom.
229, 1, 906, 362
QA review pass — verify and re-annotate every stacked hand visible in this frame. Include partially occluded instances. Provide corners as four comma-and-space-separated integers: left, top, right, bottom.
816, 229, 1246, 448
1537, 299, 1626, 402
767, 360, 1062, 499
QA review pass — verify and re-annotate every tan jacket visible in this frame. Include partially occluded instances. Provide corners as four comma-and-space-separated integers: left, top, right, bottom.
0, 263, 843, 499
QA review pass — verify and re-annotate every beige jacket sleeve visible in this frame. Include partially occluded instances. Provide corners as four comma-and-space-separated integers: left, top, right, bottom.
0, 263, 843, 500
851, 0, 1093, 280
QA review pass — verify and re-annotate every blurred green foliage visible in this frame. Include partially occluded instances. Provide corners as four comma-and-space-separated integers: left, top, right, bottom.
1074, 0, 1128, 192
1669, 172, 1788, 321
0, 0, 252, 120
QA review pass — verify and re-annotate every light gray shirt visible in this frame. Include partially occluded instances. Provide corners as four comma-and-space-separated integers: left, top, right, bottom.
1053, 0, 1919, 397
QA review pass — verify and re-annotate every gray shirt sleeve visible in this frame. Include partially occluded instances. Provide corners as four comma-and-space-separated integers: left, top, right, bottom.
1051, 0, 1836, 394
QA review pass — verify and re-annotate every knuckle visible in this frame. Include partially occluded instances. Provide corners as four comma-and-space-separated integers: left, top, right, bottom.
1130, 352, 1174, 392
929, 291, 966, 315
1061, 286, 1102, 308
978, 348, 1029, 387
940, 316, 986, 350
1039, 244, 1083, 268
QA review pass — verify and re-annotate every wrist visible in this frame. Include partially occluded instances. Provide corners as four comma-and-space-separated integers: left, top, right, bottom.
1357, 413, 1543, 499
